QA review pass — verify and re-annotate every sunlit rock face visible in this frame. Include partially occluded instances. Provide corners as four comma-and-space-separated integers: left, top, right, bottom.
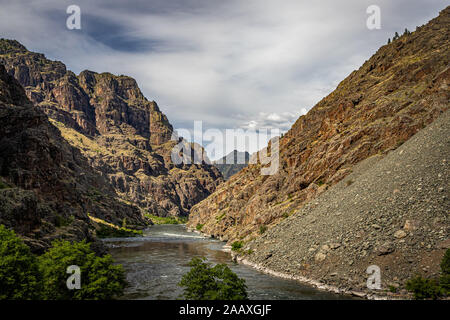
0, 63, 147, 253
187, 7, 450, 243
0, 39, 223, 218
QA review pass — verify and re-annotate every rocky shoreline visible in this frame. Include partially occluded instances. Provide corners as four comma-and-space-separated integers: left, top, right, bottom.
187, 226, 396, 300
233, 254, 390, 300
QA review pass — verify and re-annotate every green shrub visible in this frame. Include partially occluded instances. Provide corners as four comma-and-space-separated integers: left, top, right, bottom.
179, 257, 247, 300
96, 224, 143, 238
54, 214, 74, 228
440, 249, 450, 275
231, 241, 243, 251
440, 249, 450, 294
405, 276, 441, 300
440, 274, 450, 295
196, 223, 204, 231
388, 285, 397, 293
259, 225, 267, 234
0, 225, 41, 299
145, 213, 187, 225
405, 249, 450, 299
38, 240, 126, 300
0, 179, 10, 189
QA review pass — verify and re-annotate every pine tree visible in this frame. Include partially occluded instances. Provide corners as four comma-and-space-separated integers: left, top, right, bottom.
388, 38, 391, 44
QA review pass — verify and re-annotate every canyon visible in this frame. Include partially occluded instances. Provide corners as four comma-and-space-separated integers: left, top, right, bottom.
187, 6, 450, 297
0, 39, 222, 221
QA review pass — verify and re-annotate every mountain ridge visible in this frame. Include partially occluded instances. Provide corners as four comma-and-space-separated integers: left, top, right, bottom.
0, 40, 223, 218
241, 108, 449, 297
0, 64, 146, 253
187, 7, 449, 243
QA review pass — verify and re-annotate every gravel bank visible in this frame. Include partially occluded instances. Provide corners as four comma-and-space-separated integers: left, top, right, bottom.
239, 109, 450, 299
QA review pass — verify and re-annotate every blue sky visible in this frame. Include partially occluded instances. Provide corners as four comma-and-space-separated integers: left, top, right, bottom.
0, 0, 446, 159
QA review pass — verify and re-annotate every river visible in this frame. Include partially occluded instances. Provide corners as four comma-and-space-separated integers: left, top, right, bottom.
104, 224, 353, 300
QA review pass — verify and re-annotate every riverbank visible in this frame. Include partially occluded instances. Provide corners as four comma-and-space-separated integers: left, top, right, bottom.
107, 224, 351, 300
187, 226, 379, 299
187, 110, 450, 301
233, 254, 389, 300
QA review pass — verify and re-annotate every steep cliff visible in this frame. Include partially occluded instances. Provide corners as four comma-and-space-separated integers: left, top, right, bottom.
0, 41, 223, 217
0, 64, 145, 253
242, 109, 449, 297
188, 7, 449, 243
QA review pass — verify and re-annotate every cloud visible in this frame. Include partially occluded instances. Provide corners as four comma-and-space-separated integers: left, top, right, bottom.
0, 0, 446, 159
240, 111, 303, 132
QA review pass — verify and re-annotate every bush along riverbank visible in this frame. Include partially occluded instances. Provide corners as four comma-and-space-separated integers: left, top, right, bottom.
189, 222, 450, 300
145, 213, 188, 225
89, 215, 143, 238
0, 225, 126, 300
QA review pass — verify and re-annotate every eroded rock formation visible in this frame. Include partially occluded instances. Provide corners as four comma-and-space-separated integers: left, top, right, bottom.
188, 7, 449, 244
0, 64, 146, 253
0, 40, 223, 218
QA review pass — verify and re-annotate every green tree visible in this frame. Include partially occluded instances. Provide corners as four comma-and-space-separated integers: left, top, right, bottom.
405, 249, 450, 299
405, 276, 441, 300
440, 249, 450, 274
231, 241, 243, 251
0, 225, 41, 299
179, 257, 248, 300
38, 240, 126, 300
440, 249, 450, 294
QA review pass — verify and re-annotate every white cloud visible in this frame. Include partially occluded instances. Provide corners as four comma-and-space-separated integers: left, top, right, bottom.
240, 111, 302, 132
0, 0, 446, 160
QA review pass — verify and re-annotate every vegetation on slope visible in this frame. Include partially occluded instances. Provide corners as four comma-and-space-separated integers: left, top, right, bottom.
0, 225, 126, 300
405, 249, 450, 299
88, 215, 143, 238
144, 213, 187, 225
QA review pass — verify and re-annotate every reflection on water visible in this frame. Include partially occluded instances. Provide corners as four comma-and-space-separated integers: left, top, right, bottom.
105, 225, 353, 300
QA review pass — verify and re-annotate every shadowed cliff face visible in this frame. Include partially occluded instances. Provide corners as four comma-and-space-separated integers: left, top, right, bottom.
187, 7, 450, 243
0, 41, 223, 217
0, 64, 146, 253
213, 150, 250, 180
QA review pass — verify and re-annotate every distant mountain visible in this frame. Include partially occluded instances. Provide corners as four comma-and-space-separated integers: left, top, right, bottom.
0, 39, 223, 218
213, 150, 250, 180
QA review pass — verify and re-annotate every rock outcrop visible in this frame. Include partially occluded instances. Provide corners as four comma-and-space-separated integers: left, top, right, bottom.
188, 7, 449, 245
213, 150, 250, 180
0, 40, 223, 217
0, 64, 146, 253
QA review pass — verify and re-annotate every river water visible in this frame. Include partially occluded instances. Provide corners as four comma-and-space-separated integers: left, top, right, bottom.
104, 224, 352, 300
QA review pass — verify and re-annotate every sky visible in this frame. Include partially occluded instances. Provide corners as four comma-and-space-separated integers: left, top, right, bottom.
0, 0, 446, 159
